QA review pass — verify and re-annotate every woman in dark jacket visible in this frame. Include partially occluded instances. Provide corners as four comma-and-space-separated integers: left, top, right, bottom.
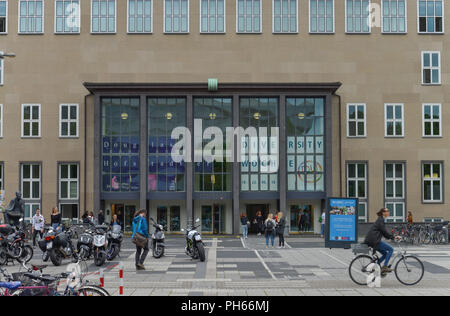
276, 212, 286, 248
364, 208, 399, 274
255, 211, 264, 236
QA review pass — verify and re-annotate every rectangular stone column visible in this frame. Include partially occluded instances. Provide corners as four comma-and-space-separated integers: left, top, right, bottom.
186, 95, 194, 223
232, 95, 240, 235
279, 96, 287, 214
140, 95, 147, 210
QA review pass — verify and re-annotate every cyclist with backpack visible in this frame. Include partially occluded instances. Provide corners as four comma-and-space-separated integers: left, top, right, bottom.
265, 213, 276, 248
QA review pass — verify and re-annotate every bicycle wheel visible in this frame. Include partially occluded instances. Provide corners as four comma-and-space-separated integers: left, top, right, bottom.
395, 255, 424, 286
76, 285, 110, 297
349, 255, 377, 286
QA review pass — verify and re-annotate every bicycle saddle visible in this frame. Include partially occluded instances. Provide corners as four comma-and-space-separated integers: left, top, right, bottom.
23, 273, 57, 284
0, 281, 21, 290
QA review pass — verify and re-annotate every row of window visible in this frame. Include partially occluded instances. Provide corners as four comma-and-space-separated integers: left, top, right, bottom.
0, 0, 445, 35
347, 161, 443, 223
347, 103, 443, 138
0, 162, 79, 222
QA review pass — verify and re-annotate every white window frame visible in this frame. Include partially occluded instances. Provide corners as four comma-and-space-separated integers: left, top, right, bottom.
0, 58, 3, 86
0, 162, 3, 190
385, 202, 405, 223
424, 217, 444, 223
59, 104, 79, 138
347, 103, 366, 137
417, 0, 444, 34
59, 163, 79, 200
346, 162, 367, 199
0, 0, 8, 34
21, 104, 41, 138
272, 0, 298, 34
164, 0, 190, 34
384, 162, 405, 199
345, 0, 371, 34
21, 163, 41, 200
54, 0, 81, 34
422, 103, 442, 137
309, 0, 335, 33
358, 201, 368, 223
90, 0, 116, 34
18, 0, 44, 34
422, 51, 441, 85
0, 104, 3, 138
381, 0, 408, 33
422, 162, 443, 203
200, 0, 226, 33
384, 103, 404, 137
236, 0, 262, 33
127, 0, 153, 33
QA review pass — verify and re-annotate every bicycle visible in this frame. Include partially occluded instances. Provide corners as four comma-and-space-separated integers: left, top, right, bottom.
349, 240, 424, 286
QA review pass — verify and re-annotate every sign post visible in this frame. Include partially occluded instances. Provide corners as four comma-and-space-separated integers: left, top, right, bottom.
325, 197, 359, 249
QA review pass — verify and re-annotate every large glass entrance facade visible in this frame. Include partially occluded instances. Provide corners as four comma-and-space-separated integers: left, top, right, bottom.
201, 204, 226, 234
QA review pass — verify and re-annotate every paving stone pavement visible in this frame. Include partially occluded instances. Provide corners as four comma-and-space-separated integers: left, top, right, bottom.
3, 236, 450, 296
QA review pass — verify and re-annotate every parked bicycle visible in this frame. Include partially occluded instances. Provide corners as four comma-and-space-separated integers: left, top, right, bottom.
349, 240, 424, 286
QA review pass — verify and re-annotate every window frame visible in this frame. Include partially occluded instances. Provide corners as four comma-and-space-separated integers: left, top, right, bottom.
0, 162, 4, 190
0, 104, 3, 138
346, 161, 368, 223
90, 0, 117, 34
21, 163, 41, 200
272, 0, 298, 34
345, 0, 371, 34
422, 103, 442, 137
59, 163, 79, 200
18, 0, 45, 34
309, 0, 335, 34
346, 103, 366, 137
164, 0, 190, 34
384, 103, 404, 137
54, 0, 81, 34
59, 104, 79, 138
381, 0, 408, 33
384, 162, 405, 200
236, 0, 262, 34
417, 0, 444, 34
422, 161, 443, 203
21, 104, 41, 138
127, 0, 153, 34
421, 51, 441, 85
200, 0, 226, 33
0, 0, 8, 34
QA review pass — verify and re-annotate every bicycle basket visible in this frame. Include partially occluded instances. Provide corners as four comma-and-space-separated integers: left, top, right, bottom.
351, 243, 370, 255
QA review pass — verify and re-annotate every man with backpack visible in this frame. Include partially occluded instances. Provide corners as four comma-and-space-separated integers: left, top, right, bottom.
265, 213, 276, 248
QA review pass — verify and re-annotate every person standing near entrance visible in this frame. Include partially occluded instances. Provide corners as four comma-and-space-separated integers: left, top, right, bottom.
31, 209, 45, 248
276, 212, 286, 248
299, 210, 305, 232
98, 210, 105, 225
255, 211, 264, 236
320, 209, 326, 238
265, 213, 276, 248
51, 207, 62, 232
132, 209, 150, 270
304, 211, 311, 232
240, 213, 249, 239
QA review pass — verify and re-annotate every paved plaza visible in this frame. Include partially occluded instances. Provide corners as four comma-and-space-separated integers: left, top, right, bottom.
5, 236, 450, 296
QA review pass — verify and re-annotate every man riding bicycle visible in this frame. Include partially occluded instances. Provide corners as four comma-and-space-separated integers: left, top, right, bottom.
364, 208, 401, 275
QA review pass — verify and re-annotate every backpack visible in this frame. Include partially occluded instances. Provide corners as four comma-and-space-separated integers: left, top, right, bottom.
266, 220, 275, 232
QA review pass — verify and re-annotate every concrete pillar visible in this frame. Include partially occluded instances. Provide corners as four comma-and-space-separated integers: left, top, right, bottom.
279, 95, 287, 214
140, 95, 147, 210
232, 94, 240, 235
186, 95, 194, 223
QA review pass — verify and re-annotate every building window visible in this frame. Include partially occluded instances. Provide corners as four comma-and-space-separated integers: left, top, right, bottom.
59, 104, 78, 138
164, 0, 189, 33
21, 164, 41, 200
237, 0, 261, 33
24, 203, 40, 224
22, 104, 40, 138
346, 162, 367, 223
287, 98, 325, 192
273, 0, 297, 33
385, 104, 403, 137
382, 0, 406, 33
422, 51, 441, 85
59, 164, 78, 199
0, 58, 3, 85
385, 162, 406, 223
310, 0, 334, 33
241, 98, 279, 192
0, 104, 3, 138
424, 217, 443, 223
0, 163, 3, 189
0, 0, 7, 34
156, 205, 181, 232
91, 0, 116, 33
423, 162, 442, 202
55, 0, 80, 33
346, 0, 370, 33
347, 104, 366, 137
128, 0, 152, 33
102, 98, 140, 192
418, 0, 443, 33
423, 104, 441, 137
60, 204, 78, 221
201, 0, 225, 33
19, 0, 44, 33
194, 98, 232, 192
148, 98, 186, 192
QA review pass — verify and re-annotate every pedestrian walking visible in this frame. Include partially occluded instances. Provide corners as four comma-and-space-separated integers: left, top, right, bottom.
51, 207, 62, 232
276, 212, 286, 248
255, 211, 264, 236
98, 210, 105, 225
132, 209, 150, 270
265, 213, 276, 248
320, 209, 326, 238
299, 210, 305, 232
407, 211, 413, 226
304, 211, 311, 232
241, 213, 249, 239
31, 209, 45, 247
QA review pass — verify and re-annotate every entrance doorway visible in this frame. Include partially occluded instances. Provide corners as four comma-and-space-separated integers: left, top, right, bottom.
246, 204, 270, 234
111, 204, 136, 232
201, 204, 226, 234
290, 204, 315, 233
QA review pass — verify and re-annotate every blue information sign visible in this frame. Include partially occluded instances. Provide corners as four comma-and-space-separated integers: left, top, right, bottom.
325, 197, 359, 249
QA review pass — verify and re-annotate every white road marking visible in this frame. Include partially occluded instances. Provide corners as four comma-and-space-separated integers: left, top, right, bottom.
240, 237, 248, 249
205, 238, 218, 279
254, 250, 277, 280
319, 250, 349, 267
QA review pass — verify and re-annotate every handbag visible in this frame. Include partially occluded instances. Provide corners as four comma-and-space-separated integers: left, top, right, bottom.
132, 218, 148, 248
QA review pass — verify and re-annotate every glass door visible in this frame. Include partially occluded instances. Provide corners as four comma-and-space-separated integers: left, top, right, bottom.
124, 205, 136, 232
201, 206, 213, 232
169, 206, 181, 232
157, 206, 168, 229
290, 204, 315, 233
111, 204, 124, 230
